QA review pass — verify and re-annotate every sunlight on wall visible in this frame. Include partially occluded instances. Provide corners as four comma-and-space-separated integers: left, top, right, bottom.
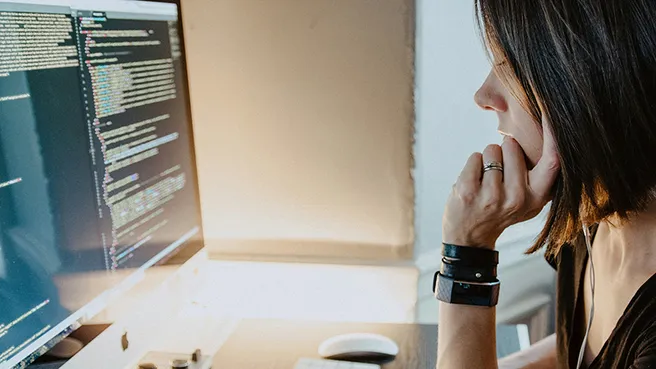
182, 0, 415, 247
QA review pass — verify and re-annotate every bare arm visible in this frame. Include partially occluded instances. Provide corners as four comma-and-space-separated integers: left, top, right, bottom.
437, 303, 498, 369
437, 308, 556, 369
498, 334, 556, 369
437, 124, 560, 368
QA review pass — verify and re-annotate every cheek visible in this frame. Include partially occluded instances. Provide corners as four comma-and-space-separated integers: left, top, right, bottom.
513, 127, 542, 167
508, 109, 543, 168
493, 74, 545, 168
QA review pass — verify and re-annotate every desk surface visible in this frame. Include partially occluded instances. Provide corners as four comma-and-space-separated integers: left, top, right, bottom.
212, 319, 525, 369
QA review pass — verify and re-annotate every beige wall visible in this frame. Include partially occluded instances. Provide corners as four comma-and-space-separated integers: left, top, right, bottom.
181, 0, 415, 257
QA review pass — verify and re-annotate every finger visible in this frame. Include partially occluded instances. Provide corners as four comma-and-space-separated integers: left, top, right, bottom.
528, 116, 561, 199
459, 152, 483, 186
501, 136, 528, 191
482, 144, 503, 186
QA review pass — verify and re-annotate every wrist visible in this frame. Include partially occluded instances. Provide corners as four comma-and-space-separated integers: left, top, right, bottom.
442, 235, 497, 250
434, 244, 500, 307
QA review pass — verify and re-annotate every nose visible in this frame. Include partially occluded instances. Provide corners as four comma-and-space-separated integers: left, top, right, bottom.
474, 71, 508, 113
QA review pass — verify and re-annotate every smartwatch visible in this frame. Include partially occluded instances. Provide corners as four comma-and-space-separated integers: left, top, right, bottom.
433, 272, 500, 307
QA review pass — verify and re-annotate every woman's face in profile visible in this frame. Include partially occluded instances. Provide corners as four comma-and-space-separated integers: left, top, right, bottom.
474, 68, 544, 168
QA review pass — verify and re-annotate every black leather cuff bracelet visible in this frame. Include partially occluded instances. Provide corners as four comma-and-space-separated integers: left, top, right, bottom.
440, 261, 497, 282
441, 243, 499, 267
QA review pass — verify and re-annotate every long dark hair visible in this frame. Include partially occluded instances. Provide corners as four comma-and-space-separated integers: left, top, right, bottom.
475, 0, 656, 255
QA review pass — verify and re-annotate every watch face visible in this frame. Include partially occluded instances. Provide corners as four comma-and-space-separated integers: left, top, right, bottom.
434, 273, 500, 307
451, 281, 499, 306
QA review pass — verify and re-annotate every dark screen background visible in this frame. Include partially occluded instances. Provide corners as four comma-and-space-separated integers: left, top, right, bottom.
75, 15, 201, 271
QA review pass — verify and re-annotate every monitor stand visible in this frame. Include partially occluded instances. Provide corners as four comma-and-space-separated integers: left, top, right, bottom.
29, 324, 110, 368
33, 252, 227, 369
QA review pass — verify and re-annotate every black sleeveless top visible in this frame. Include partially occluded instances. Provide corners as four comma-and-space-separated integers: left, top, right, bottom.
547, 228, 656, 368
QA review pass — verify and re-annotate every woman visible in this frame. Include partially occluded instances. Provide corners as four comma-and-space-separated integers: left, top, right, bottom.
437, 0, 656, 368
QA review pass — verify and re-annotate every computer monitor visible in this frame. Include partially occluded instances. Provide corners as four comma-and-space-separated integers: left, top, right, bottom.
0, 0, 204, 367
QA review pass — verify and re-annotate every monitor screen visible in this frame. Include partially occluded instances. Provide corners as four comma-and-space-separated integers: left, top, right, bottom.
0, 0, 204, 367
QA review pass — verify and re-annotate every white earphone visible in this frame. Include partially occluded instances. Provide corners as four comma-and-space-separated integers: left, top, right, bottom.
576, 223, 596, 369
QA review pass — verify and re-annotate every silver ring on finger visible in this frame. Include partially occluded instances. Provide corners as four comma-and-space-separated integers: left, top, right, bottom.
483, 161, 504, 173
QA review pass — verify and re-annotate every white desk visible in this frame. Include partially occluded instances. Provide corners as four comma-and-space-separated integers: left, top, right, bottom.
55, 254, 526, 369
